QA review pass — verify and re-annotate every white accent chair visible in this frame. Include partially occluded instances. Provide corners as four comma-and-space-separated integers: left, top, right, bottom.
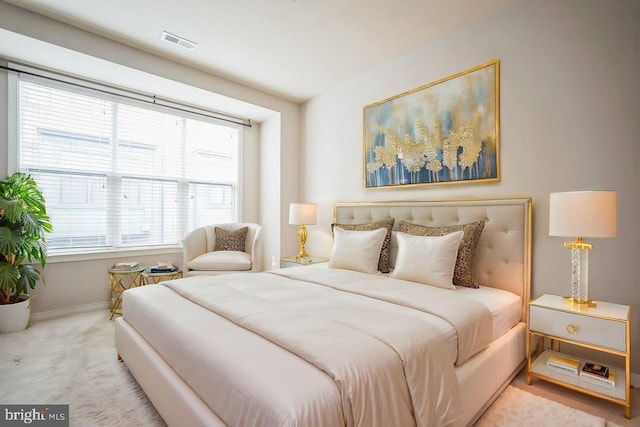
182, 223, 263, 277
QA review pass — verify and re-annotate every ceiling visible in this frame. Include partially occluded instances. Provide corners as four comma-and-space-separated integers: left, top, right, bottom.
4, 0, 519, 103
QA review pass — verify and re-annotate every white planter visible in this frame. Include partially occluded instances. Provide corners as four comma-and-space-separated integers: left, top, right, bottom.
0, 295, 31, 334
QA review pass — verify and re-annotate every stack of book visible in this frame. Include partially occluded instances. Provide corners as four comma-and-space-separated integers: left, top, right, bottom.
111, 261, 139, 271
546, 354, 580, 375
149, 263, 178, 273
580, 361, 615, 387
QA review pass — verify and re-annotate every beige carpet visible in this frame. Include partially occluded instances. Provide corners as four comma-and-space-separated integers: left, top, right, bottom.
477, 385, 623, 427
0, 309, 164, 426
0, 309, 627, 426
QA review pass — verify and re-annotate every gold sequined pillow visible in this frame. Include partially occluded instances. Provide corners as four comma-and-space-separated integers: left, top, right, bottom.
398, 220, 485, 288
332, 218, 395, 273
214, 226, 248, 252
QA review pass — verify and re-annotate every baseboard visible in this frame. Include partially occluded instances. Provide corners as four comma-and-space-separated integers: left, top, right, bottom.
631, 372, 640, 389
30, 302, 109, 321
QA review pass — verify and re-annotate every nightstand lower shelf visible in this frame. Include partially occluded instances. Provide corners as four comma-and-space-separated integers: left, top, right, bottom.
530, 350, 627, 402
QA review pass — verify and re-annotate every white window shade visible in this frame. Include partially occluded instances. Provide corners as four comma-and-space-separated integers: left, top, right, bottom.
17, 78, 240, 253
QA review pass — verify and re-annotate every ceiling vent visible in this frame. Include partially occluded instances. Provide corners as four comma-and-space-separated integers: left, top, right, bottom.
161, 31, 197, 51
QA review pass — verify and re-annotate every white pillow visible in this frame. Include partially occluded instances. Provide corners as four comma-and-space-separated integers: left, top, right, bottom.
328, 227, 387, 274
390, 231, 464, 290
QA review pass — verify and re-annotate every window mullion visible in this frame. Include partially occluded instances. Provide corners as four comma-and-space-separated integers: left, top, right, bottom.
178, 116, 189, 239
109, 102, 121, 248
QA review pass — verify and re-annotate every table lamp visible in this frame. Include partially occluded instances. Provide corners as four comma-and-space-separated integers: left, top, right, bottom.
549, 191, 617, 308
289, 203, 317, 259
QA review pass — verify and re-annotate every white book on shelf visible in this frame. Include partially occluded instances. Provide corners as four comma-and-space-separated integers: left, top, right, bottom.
579, 372, 616, 387
547, 362, 578, 375
546, 354, 580, 375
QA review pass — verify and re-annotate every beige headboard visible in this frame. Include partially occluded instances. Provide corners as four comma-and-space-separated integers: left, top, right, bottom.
333, 198, 532, 322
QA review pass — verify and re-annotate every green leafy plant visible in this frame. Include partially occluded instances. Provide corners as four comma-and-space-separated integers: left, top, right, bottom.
0, 172, 52, 305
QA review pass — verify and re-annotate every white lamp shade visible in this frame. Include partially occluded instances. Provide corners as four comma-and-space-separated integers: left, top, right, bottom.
289, 203, 317, 225
549, 191, 617, 238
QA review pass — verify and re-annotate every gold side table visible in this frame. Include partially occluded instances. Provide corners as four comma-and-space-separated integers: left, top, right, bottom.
109, 265, 145, 320
142, 268, 182, 285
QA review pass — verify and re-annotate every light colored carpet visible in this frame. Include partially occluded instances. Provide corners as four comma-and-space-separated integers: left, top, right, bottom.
0, 309, 164, 427
477, 385, 623, 427
0, 309, 626, 427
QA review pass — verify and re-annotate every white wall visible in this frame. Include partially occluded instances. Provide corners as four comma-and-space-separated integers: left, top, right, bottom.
302, 0, 640, 373
0, 3, 301, 314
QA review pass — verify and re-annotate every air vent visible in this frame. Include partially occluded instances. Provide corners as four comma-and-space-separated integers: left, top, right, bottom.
161, 31, 197, 51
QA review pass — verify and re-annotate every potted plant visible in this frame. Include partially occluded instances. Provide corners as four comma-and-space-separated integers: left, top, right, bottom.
0, 172, 52, 333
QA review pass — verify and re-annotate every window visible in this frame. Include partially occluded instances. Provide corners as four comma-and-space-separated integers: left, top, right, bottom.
17, 78, 241, 253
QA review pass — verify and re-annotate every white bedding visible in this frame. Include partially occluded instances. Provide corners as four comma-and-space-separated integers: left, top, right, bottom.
277, 264, 522, 363
122, 266, 521, 427
455, 284, 522, 341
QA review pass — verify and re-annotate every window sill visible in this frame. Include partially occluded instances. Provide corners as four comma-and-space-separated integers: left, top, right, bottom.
47, 246, 183, 264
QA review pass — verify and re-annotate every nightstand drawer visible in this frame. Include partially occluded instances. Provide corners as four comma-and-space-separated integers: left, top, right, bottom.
530, 305, 626, 352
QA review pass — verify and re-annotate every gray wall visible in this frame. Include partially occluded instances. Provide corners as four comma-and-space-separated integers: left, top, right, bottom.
302, 0, 640, 374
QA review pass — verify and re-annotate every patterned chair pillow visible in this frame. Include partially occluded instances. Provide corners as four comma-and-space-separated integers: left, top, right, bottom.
331, 218, 395, 273
398, 220, 485, 288
214, 226, 248, 252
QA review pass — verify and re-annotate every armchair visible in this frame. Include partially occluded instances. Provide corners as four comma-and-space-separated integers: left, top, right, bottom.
182, 223, 263, 277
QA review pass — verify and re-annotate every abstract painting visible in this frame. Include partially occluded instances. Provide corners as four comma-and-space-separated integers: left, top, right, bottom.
363, 60, 500, 189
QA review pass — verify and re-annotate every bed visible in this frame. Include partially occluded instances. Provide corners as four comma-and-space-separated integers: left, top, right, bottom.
115, 197, 532, 427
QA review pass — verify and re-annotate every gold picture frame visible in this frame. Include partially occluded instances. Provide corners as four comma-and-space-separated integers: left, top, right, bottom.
363, 60, 500, 189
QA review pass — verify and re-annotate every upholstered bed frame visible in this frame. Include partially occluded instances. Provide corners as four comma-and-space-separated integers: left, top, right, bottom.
115, 197, 532, 427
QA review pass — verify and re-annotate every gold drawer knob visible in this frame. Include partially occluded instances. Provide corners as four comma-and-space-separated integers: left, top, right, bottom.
566, 324, 577, 334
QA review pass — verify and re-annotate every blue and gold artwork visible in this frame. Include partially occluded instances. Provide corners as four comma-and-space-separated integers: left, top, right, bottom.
364, 60, 500, 188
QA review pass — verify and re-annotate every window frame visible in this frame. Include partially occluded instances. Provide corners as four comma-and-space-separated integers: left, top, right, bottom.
9, 70, 243, 260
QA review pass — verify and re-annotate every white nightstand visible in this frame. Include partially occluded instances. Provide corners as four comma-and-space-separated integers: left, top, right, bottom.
280, 256, 329, 268
527, 294, 631, 419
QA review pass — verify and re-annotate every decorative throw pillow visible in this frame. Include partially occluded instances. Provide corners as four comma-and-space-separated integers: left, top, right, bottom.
399, 220, 485, 288
214, 226, 248, 252
391, 231, 464, 290
331, 218, 395, 273
328, 227, 387, 274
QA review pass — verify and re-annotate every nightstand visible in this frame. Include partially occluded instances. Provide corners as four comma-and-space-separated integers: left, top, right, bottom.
527, 294, 631, 418
280, 256, 329, 268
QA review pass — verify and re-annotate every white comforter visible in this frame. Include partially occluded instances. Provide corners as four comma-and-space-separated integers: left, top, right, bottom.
140, 266, 492, 427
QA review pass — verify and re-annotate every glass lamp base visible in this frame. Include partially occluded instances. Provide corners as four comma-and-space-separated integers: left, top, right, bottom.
563, 241, 595, 309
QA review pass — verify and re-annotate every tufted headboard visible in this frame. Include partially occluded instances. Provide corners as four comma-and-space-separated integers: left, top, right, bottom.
333, 198, 532, 322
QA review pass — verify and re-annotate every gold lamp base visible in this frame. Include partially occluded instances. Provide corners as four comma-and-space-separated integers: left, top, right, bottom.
563, 296, 597, 309
296, 224, 308, 259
